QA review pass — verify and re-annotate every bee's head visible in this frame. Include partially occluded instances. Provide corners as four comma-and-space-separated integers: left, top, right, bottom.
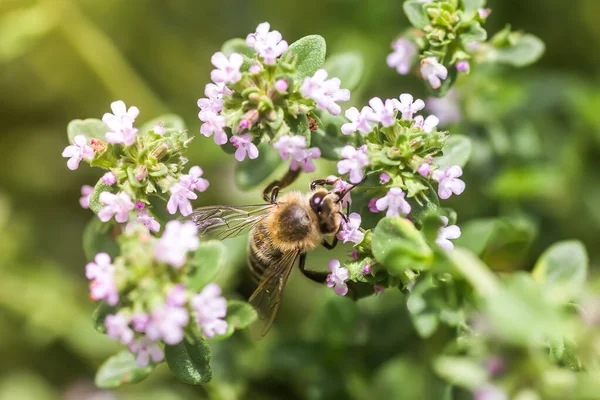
308, 188, 344, 234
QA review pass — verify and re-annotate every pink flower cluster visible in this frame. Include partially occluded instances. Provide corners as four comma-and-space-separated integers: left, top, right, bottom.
198, 82, 232, 145
327, 259, 350, 296
337, 145, 369, 184
420, 57, 448, 89
387, 38, 417, 75
273, 135, 321, 172
246, 22, 289, 65
167, 166, 210, 217
337, 213, 365, 244
86, 253, 119, 306
154, 220, 200, 268
190, 283, 228, 337
103, 100, 140, 146
300, 69, 351, 116
62, 135, 94, 170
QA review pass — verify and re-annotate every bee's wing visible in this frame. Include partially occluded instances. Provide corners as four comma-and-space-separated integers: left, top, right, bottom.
249, 250, 300, 339
185, 204, 275, 240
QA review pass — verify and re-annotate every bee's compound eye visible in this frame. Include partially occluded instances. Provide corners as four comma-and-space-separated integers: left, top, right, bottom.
310, 193, 325, 212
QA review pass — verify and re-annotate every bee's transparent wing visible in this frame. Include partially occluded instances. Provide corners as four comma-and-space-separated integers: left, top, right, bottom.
249, 250, 300, 339
185, 204, 274, 240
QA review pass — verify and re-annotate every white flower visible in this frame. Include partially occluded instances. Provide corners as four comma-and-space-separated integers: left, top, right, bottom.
368, 97, 397, 127
436, 216, 461, 251
327, 259, 350, 296
420, 57, 448, 89
62, 135, 94, 170
396, 93, 425, 120
387, 38, 417, 75
413, 115, 439, 133
301, 69, 350, 116
337, 145, 369, 184
341, 106, 375, 135
336, 213, 365, 244
375, 187, 411, 217
98, 192, 135, 223
210, 52, 243, 84
102, 100, 139, 132
432, 165, 466, 200
154, 220, 200, 268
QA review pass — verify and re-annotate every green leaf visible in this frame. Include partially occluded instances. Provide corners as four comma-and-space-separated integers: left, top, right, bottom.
234, 143, 284, 190
406, 278, 440, 338
67, 118, 107, 143
532, 241, 588, 304
0, 5, 56, 63
95, 351, 154, 388
309, 295, 359, 345
91, 301, 117, 334
323, 52, 365, 91
165, 335, 212, 385
286, 113, 311, 145
285, 35, 326, 79
462, 0, 485, 16
460, 21, 487, 44
216, 300, 258, 339
449, 248, 500, 296
453, 218, 497, 255
187, 241, 226, 291
372, 217, 433, 275
311, 112, 349, 160
82, 217, 119, 261
433, 356, 488, 390
89, 179, 115, 214
221, 38, 255, 58
491, 33, 545, 67
403, 1, 431, 29
139, 114, 186, 134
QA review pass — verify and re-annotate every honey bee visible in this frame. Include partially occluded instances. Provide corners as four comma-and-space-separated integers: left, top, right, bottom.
186, 172, 361, 337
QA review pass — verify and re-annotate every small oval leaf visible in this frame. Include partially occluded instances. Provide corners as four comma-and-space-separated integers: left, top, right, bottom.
67, 118, 107, 143
285, 35, 326, 79
323, 52, 365, 92
95, 351, 154, 388
188, 241, 226, 291
165, 335, 212, 385
435, 135, 472, 168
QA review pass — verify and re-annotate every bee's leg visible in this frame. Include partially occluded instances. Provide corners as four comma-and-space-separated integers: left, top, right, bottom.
310, 177, 339, 191
299, 253, 329, 284
263, 168, 301, 203
321, 236, 338, 250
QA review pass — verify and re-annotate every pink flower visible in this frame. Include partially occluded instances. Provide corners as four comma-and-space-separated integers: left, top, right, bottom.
102, 172, 117, 185
105, 313, 134, 344
396, 93, 425, 121
290, 147, 321, 172
337, 145, 369, 184
198, 82, 229, 119
478, 8, 492, 19
274, 79, 288, 92
456, 60, 470, 73
167, 167, 209, 216
301, 69, 350, 116
436, 216, 461, 251
98, 192, 134, 223
368, 97, 397, 127
418, 163, 431, 177
129, 338, 164, 367
199, 111, 228, 145
351, 249, 358, 259
363, 264, 371, 274
273, 135, 320, 172
254, 30, 288, 65
413, 115, 439, 133
167, 285, 187, 307
368, 198, 379, 213
145, 303, 189, 345
85, 253, 119, 306
210, 52, 243, 84
230, 134, 259, 162
153, 123, 165, 135
376, 188, 411, 217
420, 57, 448, 89
387, 38, 417, 75
329, 175, 352, 208
62, 135, 94, 170
432, 166, 465, 200
191, 283, 228, 338
249, 63, 263, 74
246, 22, 271, 47
336, 213, 364, 244
154, 220, 200, 268
79, 185, 93, 209
102, 100, 139, 132
105, 126, 138, 146
326, 259, 349, 296
128, 209, 160, 232
427, 89, 461, 126
380, 173, 390, 184
341, 106, 375, 135
132, 313, 151, 332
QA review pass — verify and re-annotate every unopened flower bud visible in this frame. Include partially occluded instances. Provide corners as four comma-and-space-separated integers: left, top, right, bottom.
151, 143, 169, 161
91, 138, 106, 153
363, 264, 371, 274
418, 163, 431, 177
238, 109, 260, 132
248, 93, 261, 104
456, 60, 470, 73
274, 79, 288, 92
135, 165, 148, 181
135, 201, 145, 210
102, 171, 117, 185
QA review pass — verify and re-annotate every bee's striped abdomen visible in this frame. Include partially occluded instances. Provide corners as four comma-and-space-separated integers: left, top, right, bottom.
248, 222, 284, 283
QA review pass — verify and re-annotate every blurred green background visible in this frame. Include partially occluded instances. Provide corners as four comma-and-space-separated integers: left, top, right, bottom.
2, 0, 600, 398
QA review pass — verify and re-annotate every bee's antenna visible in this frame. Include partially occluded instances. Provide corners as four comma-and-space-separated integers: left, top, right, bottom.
337, 176, 368, 202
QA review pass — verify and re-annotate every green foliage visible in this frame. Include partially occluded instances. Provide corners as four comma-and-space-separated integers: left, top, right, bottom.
490, 31, 545, 67
323, 52, 365, 92
435, 135, 472, 168
285, 35, 327, 79
95, 351, 154, 388
82, 217, 119, 261
139, 114, 186, 135
91, 302, 116, 334
67, 118, 106, 143
217, 300, 258, 339
188, 240, 226, 291
403, 0, 430, 29
165, 335, 212, 385
234, 143, 283, 189
88, 179, 114, 214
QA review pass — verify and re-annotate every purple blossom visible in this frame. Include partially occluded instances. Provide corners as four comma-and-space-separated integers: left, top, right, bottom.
387, 38, 417, 75
98, 192, 135, 223
191, 283, 228, 338
436, 216, 461, 251
167, 166, 209, 216
132, 314, 150, 332
105, 126, 138, 146
129, 338, 164, 367
155, 220, 200, 268
380, 173, 390, 184
326, 259, 350, 296
368, 198, 380, 213
420, 57, 448, 89
301, 69, 350, 116
473, 384, 508, 400
80, 185, 93, 209
102, 100, 139, 132
396, 93, 425, 121
249, 63, 263, 74
329, 175, 352, 208
167, 285, 187, 307
135, 201, 145, 210
128, 209, 160, 232
153, 123, 165, 135
102, 172, 117, 185
456, 60, 470, 73
85, 253, 119, 306
290, 147, 321, 172
427, 89, 461, 126
254, 29, 288, 65
230, 134, 259, 162
376, 188, 411, 217
337, 145, 369, 184
62, 135, 94, 170
351, 249, 358, 259
246, 22, 271, 47
413, 115, 439, 133
210, 52, 243, 84
341, 106, 375, 135
145, 303, 189, 345
199, 110, 228, 145
478, 8, 492, 19
418, 163, 431, 177
432, 166, 465, 200
363, 264, 371, 274
105, 313, 134, 344
275, 79, 288, 92
368, 97, 397, 127
336, 213, 365, 244
273, 135, 320, 172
